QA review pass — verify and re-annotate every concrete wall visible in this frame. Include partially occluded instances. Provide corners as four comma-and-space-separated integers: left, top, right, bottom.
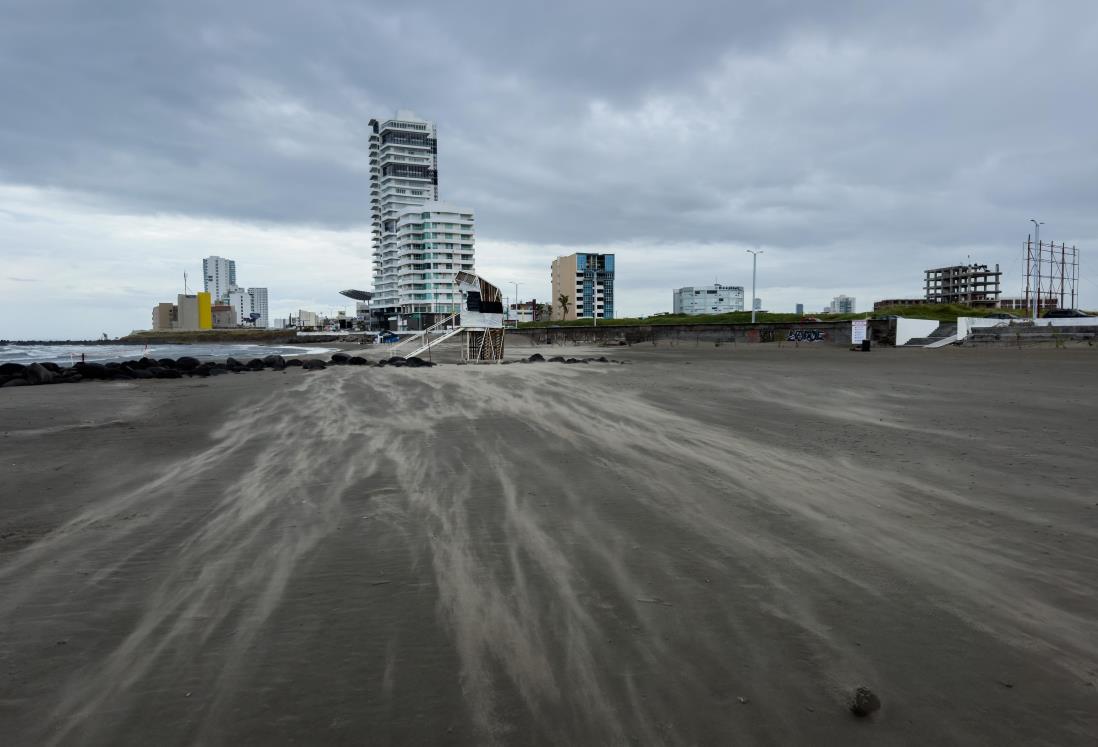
895, 318, 939, 345
511, 320, 893, 347
957, 316, 1098, 340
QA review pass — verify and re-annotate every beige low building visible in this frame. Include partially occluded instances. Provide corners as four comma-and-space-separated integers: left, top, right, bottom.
151, 302, 176, 330
210, 304, 238, 328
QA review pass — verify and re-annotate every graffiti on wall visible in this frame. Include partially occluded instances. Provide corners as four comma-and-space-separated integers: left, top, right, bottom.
787, 329, 828, 342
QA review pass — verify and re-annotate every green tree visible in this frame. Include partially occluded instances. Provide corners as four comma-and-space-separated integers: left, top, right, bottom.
557, 293, 571, 319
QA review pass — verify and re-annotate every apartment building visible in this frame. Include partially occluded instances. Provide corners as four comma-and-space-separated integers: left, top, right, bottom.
550, 253, 615, 320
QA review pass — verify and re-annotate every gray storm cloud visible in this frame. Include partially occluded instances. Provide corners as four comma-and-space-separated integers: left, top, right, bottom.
1, 1, 1096, 336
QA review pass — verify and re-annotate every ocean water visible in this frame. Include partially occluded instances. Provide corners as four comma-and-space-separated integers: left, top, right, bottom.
0, 343, 339, 366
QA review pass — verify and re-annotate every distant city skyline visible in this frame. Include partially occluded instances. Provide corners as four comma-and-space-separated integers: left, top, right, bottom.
1, 2, 1096, 338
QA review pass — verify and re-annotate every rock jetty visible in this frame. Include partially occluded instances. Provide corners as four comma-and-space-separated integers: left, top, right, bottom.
0, 352, 623, 390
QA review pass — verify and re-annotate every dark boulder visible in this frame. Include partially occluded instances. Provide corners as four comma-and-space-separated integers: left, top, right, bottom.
263, 354, 286, 369
225, 357, 243, 368
75, 362, 110, 379
208, 367, 228, 376
285, 359, 303, 367
157, 358, 177, 368
105, 362, 122, 369
108, 370, 135, 380
152, 368, 182, 379
564, 357, 587, 364
0, 362, 26, 376
40, 361, 62, 373
2, 378, 28, 387
527, 353, 546, 362
330, 352, 351, 365
850, 687, 881, 717
127, 368, 153, 379
302, 359, 327, 370
348, 356, 368, 366
25, 363, 57, 385
176, 356, 201, 371
139, 357, 158, 368
548, 356, 566, 363
597, 356, 609, 362
246, 358, 266, 370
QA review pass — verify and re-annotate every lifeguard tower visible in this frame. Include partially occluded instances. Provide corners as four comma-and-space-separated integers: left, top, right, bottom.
388, 272, 505, 362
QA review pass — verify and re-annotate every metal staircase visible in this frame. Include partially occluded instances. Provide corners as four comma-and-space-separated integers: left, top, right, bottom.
386, 313, 458, 356
405, 325, 464, 358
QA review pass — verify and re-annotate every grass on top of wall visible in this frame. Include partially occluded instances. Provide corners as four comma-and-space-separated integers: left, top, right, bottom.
517, 304, 1032, 328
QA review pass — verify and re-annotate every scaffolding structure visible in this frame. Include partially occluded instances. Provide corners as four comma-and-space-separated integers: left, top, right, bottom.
1024, 236, 1079, 311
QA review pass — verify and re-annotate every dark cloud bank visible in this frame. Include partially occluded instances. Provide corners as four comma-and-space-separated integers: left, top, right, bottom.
1, 0, 1096, 330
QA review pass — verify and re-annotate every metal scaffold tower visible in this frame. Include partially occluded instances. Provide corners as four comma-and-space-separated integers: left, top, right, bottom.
1024, 236, 1079, 310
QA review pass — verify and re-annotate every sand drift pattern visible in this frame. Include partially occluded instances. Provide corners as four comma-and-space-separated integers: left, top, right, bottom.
2, 361, 1097, 745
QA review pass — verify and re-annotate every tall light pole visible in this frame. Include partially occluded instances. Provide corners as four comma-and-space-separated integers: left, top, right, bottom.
1030, 219, 1043, 320
509, 281, 522, 323
746, 248, 763, 323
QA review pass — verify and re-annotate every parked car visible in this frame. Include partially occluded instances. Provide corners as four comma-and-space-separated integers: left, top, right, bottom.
1043, 308, 1092, 318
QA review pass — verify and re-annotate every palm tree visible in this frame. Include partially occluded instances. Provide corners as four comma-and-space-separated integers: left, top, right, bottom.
558, 293, 571, 320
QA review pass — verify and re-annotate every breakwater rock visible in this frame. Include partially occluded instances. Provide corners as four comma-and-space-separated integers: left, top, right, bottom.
0, 353, 624, 390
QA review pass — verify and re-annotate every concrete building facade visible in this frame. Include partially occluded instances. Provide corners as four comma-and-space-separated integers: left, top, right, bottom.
386, 202, 474, 328
202, 256, 237, 303
551, 253, 615, 321
829, 295, 856, 313
151, 302, 176, 330
672, 284, 745, 315
248, 287, 269, 328
369, 111, 453, 329
925, 264, 1001, 306
176, 293, 212, 331
210, 304, 238, 328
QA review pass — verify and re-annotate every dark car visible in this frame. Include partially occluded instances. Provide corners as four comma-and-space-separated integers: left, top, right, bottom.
1043, 308, 1092, 318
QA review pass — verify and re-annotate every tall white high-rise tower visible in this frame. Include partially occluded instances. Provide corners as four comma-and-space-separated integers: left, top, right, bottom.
202, 256, 237, 303
369, 111, 473, 330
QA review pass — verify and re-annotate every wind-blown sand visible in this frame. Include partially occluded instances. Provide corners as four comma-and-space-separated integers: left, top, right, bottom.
1, 344, 1096, 745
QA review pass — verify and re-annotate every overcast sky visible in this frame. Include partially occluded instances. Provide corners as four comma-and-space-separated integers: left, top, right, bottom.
2, 1, 1097, 338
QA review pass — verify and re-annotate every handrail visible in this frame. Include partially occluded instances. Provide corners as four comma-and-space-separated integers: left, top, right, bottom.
387, 313, 459, 353
406, 326, 464, 358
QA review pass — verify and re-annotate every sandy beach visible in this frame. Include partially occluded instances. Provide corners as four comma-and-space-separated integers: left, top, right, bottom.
1, 343, 1096, 746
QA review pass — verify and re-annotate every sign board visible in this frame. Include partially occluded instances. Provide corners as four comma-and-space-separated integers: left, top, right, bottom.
851, 320, 868, 346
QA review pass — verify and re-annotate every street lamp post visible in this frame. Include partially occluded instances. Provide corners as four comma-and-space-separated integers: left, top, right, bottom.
510, 281, 522, 323
746, 248, 763, 323
1030, 219, 1043, 320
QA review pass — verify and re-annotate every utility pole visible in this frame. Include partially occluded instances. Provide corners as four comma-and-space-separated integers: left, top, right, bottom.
1030, 218, 1043, 320
510, 281, 522, 323
746, 248, 763, 323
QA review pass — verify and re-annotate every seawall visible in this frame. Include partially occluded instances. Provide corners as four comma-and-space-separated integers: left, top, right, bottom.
511, 320, 892, 347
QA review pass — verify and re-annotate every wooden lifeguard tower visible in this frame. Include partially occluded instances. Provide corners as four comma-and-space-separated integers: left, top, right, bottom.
389, 272, 505, 362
